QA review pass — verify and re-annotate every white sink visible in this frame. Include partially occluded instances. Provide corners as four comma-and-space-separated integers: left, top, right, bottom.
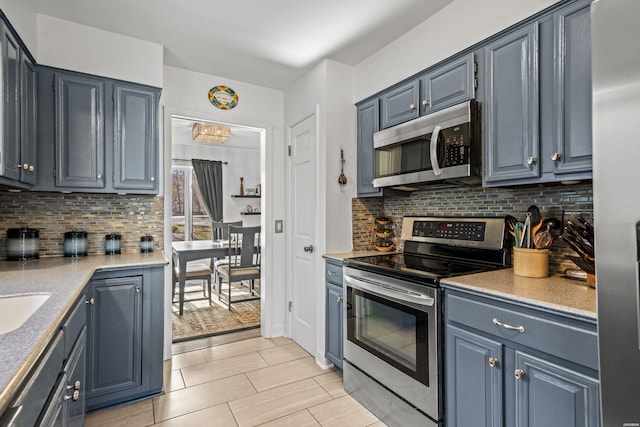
0, 294, 49, 335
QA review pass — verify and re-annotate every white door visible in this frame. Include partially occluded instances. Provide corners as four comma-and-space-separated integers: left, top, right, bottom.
288, 113, 317, 354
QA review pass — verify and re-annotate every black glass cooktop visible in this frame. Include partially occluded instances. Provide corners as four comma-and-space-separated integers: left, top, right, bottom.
344, 252, 503, 284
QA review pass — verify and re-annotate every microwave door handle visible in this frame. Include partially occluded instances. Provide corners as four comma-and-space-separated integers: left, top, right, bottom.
344, 275, 435, 307
430, 125, 442, 176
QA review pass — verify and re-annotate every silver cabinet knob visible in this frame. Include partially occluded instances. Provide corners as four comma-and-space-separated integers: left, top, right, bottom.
488, 357, 498, 368
86, 298, 95, 305
514, 369, 524, 380
28, 165, 34, 171
551, 152, 561, 161
150, 176, 155, 182
526, 157, 537, 165
422, 99, 430, 107
336, 295, 343, 303
409, 103, 417, 110
303, 245, 314, 253
328, 271, 339, 277
97, 173, 102, 179
64, 390, 80, 401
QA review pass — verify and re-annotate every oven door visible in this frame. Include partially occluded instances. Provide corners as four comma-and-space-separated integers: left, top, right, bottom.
343, 267, 441, 419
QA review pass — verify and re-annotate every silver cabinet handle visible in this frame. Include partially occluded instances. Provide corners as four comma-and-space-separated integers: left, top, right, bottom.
551, 152, 561, 161
514, 369, 524, 380
304, 245, 314, 253
336, 295, 343, 303
328, 271, 339, 277
409, 103, 416, 110
86, 298, 95, 305
488, 357, 498, 368
527, 156, 536, 165
492, 318, 525, 333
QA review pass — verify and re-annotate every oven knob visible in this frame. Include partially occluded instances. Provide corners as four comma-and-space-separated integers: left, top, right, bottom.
488, 357, 498, 368
514, 369, 524, 380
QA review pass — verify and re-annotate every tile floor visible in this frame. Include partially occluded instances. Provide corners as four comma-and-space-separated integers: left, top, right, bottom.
85, 334, 385, 426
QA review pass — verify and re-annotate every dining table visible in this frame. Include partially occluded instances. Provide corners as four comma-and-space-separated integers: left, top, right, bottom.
171, 240, 229, 315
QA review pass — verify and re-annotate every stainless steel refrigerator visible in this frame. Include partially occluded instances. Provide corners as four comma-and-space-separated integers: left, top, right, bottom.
592, 0, 640, 424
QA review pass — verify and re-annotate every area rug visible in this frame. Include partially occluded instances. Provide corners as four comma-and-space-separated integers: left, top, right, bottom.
172, 282, 261, 342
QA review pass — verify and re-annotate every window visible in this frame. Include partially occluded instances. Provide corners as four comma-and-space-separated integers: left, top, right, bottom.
171, 165, 211, 241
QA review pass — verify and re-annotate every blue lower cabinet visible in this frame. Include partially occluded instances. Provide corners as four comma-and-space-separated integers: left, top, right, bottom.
325, 260, 343, 370
444, 290, 600, 427
86, 266, 164, 411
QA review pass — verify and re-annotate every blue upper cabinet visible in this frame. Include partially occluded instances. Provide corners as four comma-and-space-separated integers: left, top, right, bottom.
113, 82, 160, 192
36, 67, 161, 194
483, 23, 540, 184
551, 0, 592, 175
356, 98, 383, 197
0, 20, 37, 187
483, 0, 592, 186
380, 79, 420, 129
421, 53, 475, 115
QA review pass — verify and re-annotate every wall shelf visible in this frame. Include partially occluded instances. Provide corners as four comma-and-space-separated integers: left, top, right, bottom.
241, 212, 261, 215
232, 195, 261, 198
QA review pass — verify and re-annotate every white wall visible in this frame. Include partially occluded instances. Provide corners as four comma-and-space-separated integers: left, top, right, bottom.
36, 14, 163, 87
354, 0, 558, 101
162, 65, 286, 358
0, 0, 37, 55
284, 59, 355, 365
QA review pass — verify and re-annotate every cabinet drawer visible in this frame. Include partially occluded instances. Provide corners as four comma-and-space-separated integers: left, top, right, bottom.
446, 292, 598, 370
63, 295, 86, 358
11, 331, 64, 427
325, 261, 343, 286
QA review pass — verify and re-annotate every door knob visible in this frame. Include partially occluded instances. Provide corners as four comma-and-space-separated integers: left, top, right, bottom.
304, 245, 314, 253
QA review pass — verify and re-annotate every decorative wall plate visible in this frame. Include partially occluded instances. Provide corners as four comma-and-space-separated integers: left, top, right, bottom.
208, 86, 238, 109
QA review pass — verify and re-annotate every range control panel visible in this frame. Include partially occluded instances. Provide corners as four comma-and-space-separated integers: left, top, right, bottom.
413, 220, 485, 242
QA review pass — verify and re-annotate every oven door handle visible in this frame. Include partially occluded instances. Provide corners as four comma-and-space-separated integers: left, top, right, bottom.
344, 275, 435, 307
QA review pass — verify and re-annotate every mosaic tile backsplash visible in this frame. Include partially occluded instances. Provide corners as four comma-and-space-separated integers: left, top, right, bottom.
352, 183, 593, 276
0, 193, 164, 259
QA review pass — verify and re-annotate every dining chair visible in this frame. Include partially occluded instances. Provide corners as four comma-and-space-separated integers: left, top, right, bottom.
172, 251, 212, 310
215, 225, 261, 310
211, 220, 242, 241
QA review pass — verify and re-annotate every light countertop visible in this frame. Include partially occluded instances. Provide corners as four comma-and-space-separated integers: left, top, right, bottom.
0, 252, 168, 415
323, 250, 399, 261
441, 268, 597, 322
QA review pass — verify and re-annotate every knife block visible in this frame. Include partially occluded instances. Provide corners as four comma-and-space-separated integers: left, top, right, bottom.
513, 247, 549, 278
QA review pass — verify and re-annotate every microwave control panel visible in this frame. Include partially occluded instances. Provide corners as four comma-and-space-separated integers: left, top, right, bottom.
443, 122, 471, 167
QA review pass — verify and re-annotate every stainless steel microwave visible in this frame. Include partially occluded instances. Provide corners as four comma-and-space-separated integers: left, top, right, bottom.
373, 100, 481, 190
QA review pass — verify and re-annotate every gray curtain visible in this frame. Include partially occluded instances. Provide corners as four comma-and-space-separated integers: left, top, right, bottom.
192, 159, 223, 222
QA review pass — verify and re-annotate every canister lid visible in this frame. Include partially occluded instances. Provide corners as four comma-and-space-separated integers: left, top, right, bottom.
65, 231, 87, 238
105, 233, 122, 240
140, 235, 153, 241
7, 227, 39, 238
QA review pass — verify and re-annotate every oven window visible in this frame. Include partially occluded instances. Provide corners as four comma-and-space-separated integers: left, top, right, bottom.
347, 287, 429, 386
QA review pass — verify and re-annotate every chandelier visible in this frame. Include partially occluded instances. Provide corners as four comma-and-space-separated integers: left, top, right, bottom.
192, 123, 231, 143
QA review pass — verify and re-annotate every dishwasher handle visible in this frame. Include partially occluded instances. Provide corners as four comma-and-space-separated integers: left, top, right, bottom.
344, 275, 435, 307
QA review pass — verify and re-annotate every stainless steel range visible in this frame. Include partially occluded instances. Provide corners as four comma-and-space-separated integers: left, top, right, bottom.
343, 216, 509, 426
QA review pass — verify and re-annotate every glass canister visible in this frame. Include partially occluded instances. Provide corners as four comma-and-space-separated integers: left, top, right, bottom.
140, 235, 154, 253
105, 233, 122, 255
63, 231, 88, 257
7, 227, 40, 260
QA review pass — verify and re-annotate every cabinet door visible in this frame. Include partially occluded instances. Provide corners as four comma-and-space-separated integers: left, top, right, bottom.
87, 276, 143, 400
446, 324, 503, 427
513, 351, 600, 427
356, 98, 383, 197
55, 73, 105, 188
484, 23, 540, 183
552, 0, 592, 175
1, 24, 21, 181
325, 282, 343, 370
422, 54, 475, 114
380, 79, 420, 129
113, 83, 159, 192
20, 51, 37, 184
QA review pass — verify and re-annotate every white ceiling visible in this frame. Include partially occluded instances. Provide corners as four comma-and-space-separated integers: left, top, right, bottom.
31, 0, 452, 90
